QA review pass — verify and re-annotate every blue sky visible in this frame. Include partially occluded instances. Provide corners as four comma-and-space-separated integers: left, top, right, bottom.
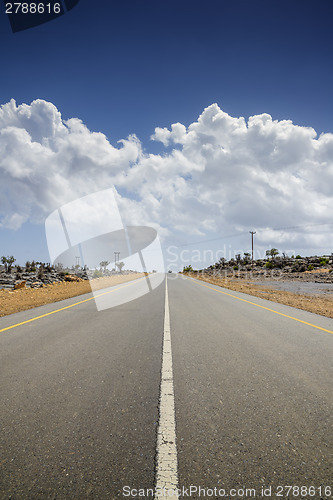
0, 0, 333, 268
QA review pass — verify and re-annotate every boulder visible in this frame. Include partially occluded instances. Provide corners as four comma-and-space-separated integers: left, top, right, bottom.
30, 282, 44, 288
64, 274, 83, 282
14, 280, 26, 290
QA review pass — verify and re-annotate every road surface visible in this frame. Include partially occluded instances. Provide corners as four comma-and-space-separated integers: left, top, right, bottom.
0, 274, 332, 499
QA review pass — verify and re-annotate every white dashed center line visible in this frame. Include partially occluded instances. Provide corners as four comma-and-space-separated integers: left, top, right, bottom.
155, 277, 179, 499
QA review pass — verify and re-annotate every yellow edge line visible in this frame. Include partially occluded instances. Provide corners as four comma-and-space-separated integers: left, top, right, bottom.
188, 277, 333, 335
0, 277, 147, 334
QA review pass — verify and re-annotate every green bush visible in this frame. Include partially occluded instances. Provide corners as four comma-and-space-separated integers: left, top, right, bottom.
307, 265, 314, 271
264, 261, 273, 269
295, 255, 302, 259
320, 258, 329, 266
233, 265, 238, 270
92, 269, 103, 278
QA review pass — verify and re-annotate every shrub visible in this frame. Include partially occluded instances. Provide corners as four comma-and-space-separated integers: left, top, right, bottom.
295, 255, 302, 259
264, 262, 273, 269
92, 269, 103, 278
233, 265, 238, 270
307, 265, 314, 271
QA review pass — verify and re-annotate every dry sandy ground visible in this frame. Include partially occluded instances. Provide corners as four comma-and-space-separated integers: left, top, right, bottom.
1, 272, 332, 319
0, 274, 145, 318
187, 273, 333, 319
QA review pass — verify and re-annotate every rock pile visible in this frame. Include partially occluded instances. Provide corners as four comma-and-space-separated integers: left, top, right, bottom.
0, 264, 136, 290
0, 266, 89, 290
191, 254, 333, 283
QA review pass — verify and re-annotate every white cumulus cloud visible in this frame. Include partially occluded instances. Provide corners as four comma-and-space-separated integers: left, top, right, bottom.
0, 99, 141, 227
0, 99, 332, 256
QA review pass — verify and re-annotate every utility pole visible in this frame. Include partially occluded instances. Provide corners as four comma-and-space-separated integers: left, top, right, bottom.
114, 252, 120, 268
249, 231, 256, 269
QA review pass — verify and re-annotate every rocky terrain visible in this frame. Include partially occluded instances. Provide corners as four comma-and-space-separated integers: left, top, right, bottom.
0, 271, 145, 317
0, 262, 140, 290
183, 254, 333, 318
0, 261, 145, 317
1, 254, 332, 319
200, 254, 333, 283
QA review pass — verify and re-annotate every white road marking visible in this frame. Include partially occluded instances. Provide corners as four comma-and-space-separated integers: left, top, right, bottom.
155, 277, 179, 499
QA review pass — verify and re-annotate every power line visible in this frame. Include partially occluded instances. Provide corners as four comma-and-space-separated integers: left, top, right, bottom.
160, 222, 332, 251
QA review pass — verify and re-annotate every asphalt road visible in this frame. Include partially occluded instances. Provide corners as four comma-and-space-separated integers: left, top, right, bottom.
0, 274, 332, 499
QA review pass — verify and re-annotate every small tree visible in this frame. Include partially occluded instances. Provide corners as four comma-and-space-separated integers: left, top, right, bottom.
116, 261, 125, 273
100, 260, 110, 273
266, 249, 279, 260
270, 248, 279, 259
1, 256, 7, 272
243, 252, 251, 262
2, 256, 16, 273
38, 267, 45, 280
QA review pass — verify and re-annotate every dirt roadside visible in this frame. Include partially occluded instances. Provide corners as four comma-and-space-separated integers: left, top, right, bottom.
0, 273, 145, 318
1, 271, 332, 320
186, 273, 333, 319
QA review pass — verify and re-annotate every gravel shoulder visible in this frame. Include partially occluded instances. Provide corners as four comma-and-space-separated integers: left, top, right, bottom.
187, 273, 333, 319
0, 273, 145, 317
2, 271, 332, 319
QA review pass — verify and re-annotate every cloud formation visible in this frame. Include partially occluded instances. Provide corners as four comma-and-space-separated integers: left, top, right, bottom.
0, 99, 332, 253
0, 99, 141, 228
